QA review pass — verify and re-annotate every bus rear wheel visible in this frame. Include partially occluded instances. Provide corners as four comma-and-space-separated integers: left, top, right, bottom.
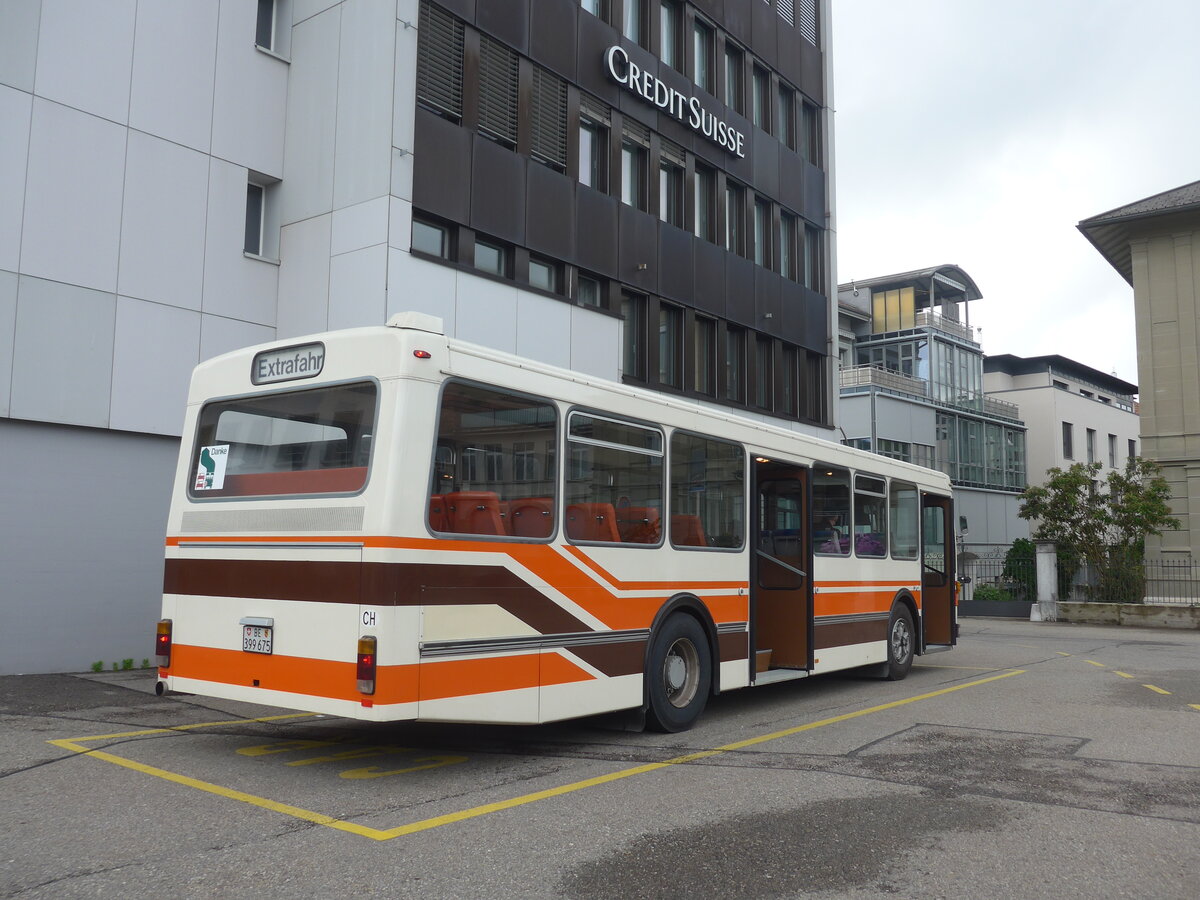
885, 604, 915, 681
646, 614, 711, 732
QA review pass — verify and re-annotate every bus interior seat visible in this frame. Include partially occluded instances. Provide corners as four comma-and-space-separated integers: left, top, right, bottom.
509, 497, 554, 538
670, 514, 707, 547
428, 494, 450, 532
616, 506, 661, 544
566, 503, 621, 543
444, 491, 506, 535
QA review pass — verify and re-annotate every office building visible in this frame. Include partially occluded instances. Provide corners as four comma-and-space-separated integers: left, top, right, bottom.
0, 0, 835, 673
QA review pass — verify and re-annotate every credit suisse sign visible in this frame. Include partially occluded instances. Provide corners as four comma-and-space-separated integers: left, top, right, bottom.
604, 46, 747, 159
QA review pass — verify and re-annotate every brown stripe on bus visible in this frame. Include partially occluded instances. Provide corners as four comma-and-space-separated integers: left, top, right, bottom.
813, 618, 888, 650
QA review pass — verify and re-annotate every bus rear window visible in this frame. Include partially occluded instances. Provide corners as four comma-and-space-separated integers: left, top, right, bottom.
189, 382, 376, 499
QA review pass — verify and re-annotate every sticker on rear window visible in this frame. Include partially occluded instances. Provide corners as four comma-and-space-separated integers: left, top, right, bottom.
194, 444, 230, 491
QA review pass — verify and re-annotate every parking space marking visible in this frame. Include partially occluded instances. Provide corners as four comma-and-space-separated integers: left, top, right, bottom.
1055, 652, 1072, 657
1085, 660, 1106, 667
1143, 684, 1172, 695
48, 669, 1024, 842
1114, 671, 1135, 678
1191, 705, 1200, 712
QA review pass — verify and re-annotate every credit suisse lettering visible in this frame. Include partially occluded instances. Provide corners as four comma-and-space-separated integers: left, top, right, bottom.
604, 46, 746, 159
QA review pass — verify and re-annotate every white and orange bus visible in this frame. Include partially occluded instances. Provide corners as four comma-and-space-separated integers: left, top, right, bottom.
156, 312, 957, 731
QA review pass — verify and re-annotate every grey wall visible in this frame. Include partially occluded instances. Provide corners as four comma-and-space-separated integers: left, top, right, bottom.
0, 420, 178, 674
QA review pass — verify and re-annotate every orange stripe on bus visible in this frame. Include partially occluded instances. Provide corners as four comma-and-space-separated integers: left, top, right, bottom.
417, 652, 594, 701
562, 545, 748, 592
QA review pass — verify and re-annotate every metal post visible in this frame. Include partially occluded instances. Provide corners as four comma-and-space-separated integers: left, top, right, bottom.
1033, 540, 1058, 622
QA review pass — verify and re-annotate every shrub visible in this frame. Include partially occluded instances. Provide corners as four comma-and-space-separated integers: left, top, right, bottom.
972, 583, 1013, 602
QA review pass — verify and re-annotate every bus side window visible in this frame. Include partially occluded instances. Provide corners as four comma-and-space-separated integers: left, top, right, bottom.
429, 383, 558, 538
669, 433, 744, 550
853, 475, 887, 558
566, 413, 663, 545
813, 466, 850, 556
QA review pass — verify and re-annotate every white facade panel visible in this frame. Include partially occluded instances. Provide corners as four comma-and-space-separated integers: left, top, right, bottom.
0, 270, 15, 416
0, 85, 32, 274
328, 243, 388, 330
279, 7, 340, 224
199, 314, 276, 363
333, 0, 395, 210
276, 214, 332, 338
34, 0, 135, 125
570, 305, 622, 380
392, 14, 418, 153
294, 0, 344, 24
118, 131, 209, 311
516, 291, 572, 369
0, 0, 41, 92
128, 0, 219, 153
211, 0, 288, 176
332, 196, 389, 256
386, 248, 457, 331
455, 272, 519, 353
10, 275, 116, 428
202, 157, 279, 325
109, 297, 201, 436
390, 145, 414, 202
21, 99, 126, 292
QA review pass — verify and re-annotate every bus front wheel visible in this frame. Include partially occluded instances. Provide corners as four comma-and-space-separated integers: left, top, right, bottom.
645, 614, 711, 732
885, 605, 915, 681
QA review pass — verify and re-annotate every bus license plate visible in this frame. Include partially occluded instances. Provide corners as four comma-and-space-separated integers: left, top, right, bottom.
243, 624, 273, 654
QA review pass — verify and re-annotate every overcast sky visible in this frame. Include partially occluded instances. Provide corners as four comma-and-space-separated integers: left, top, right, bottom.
831, 0, 1200, 390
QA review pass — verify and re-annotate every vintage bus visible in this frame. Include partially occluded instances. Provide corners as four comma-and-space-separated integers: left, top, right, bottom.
156, 313, 956, 731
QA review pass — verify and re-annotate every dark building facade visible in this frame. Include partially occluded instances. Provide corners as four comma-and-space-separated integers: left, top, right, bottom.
410, 0, 834, 426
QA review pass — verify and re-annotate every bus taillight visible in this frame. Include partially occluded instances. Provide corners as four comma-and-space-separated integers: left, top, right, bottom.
155, 619, 172, 667
356, 636, 377, 695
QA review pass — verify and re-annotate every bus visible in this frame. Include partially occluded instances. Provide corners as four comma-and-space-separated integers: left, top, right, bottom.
156, 312, 957, 732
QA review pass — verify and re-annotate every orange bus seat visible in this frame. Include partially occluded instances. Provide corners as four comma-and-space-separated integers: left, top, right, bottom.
565, 503, 621, 543
428, 494, 450, 532
670, 514, 707, 546
445, 491, 507, 535
616, 506, 661, 544
509, 497, 554, 538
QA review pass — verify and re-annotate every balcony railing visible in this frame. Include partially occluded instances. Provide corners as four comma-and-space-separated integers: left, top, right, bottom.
982, 395, 1022, 420
916, 308, 975, 343
839, 365, 928, 397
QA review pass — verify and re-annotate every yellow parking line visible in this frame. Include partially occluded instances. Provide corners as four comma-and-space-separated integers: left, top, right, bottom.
914, 664, 999, 671
1190, 705, 1200, 712
1055, 652, 1072, 657
49, 670, 1024, 842
1113, 671, 1135, 679
1084, 660, 1106, 667
1143, 684, 1171, 695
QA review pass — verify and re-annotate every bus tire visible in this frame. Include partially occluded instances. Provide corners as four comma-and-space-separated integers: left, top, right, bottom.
645, 614, 711, 732
885, 604, 915, 681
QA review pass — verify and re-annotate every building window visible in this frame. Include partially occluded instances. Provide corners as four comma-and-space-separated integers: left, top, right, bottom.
577, 273, 602, 307
244, 181, 265, 255
777, 84, 796, 150
581, 0, 607, 19
659, 141, 685, 226
694, 163, 716, 241
658, 302, 683, 387
479, 36, 518, 147
692, 17, 714, 93
754, 335, 772, 409
474, 238, 508, 276
799, 0, 819, 45
621, 122, 650, 211
724, 42, 744, 114
725, 326, 745, 402
780, 212, 798, 280
531, 67, 567, 170
802, 349, 825, 423
801, 99, 820, 164
1128, 438, 1137, 460
623, 0, 647, 47
1108, 433, 1117, 468
623, 292, 646, 380
579, 119, 605, 190
1053, 379, 1068, 390
1062, 422, 1074, 459
416, 1, 464, 121
694, 315, 716, 395
255, 0, 277, 50
1086, 428, 1096, 463
660, 0, 682, 70
725, 180, 744, 255
751, 65, 769, 131
529, 257, 558, 293
753, 197, 771, 268
804, 224, 822, 291
411, 218, 450, 258
781, 345, 799, 416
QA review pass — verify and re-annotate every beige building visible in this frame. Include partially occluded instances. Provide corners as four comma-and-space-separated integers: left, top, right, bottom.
1080, 180, 1200, 559
983, 354, 1139, 487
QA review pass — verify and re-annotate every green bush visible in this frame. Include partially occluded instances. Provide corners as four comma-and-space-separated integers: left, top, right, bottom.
1003, 538, 1037, 600
972, 583, 1015, 602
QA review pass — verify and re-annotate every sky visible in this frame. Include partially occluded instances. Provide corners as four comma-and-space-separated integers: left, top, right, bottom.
831, 0, 1200, 390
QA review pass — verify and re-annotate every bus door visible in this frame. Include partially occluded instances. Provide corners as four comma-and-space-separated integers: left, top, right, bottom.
752, 460, 812, 676
920, 493, 957, 647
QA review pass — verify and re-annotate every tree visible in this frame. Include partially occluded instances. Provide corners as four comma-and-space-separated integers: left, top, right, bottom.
1018, 458, 1179, 602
